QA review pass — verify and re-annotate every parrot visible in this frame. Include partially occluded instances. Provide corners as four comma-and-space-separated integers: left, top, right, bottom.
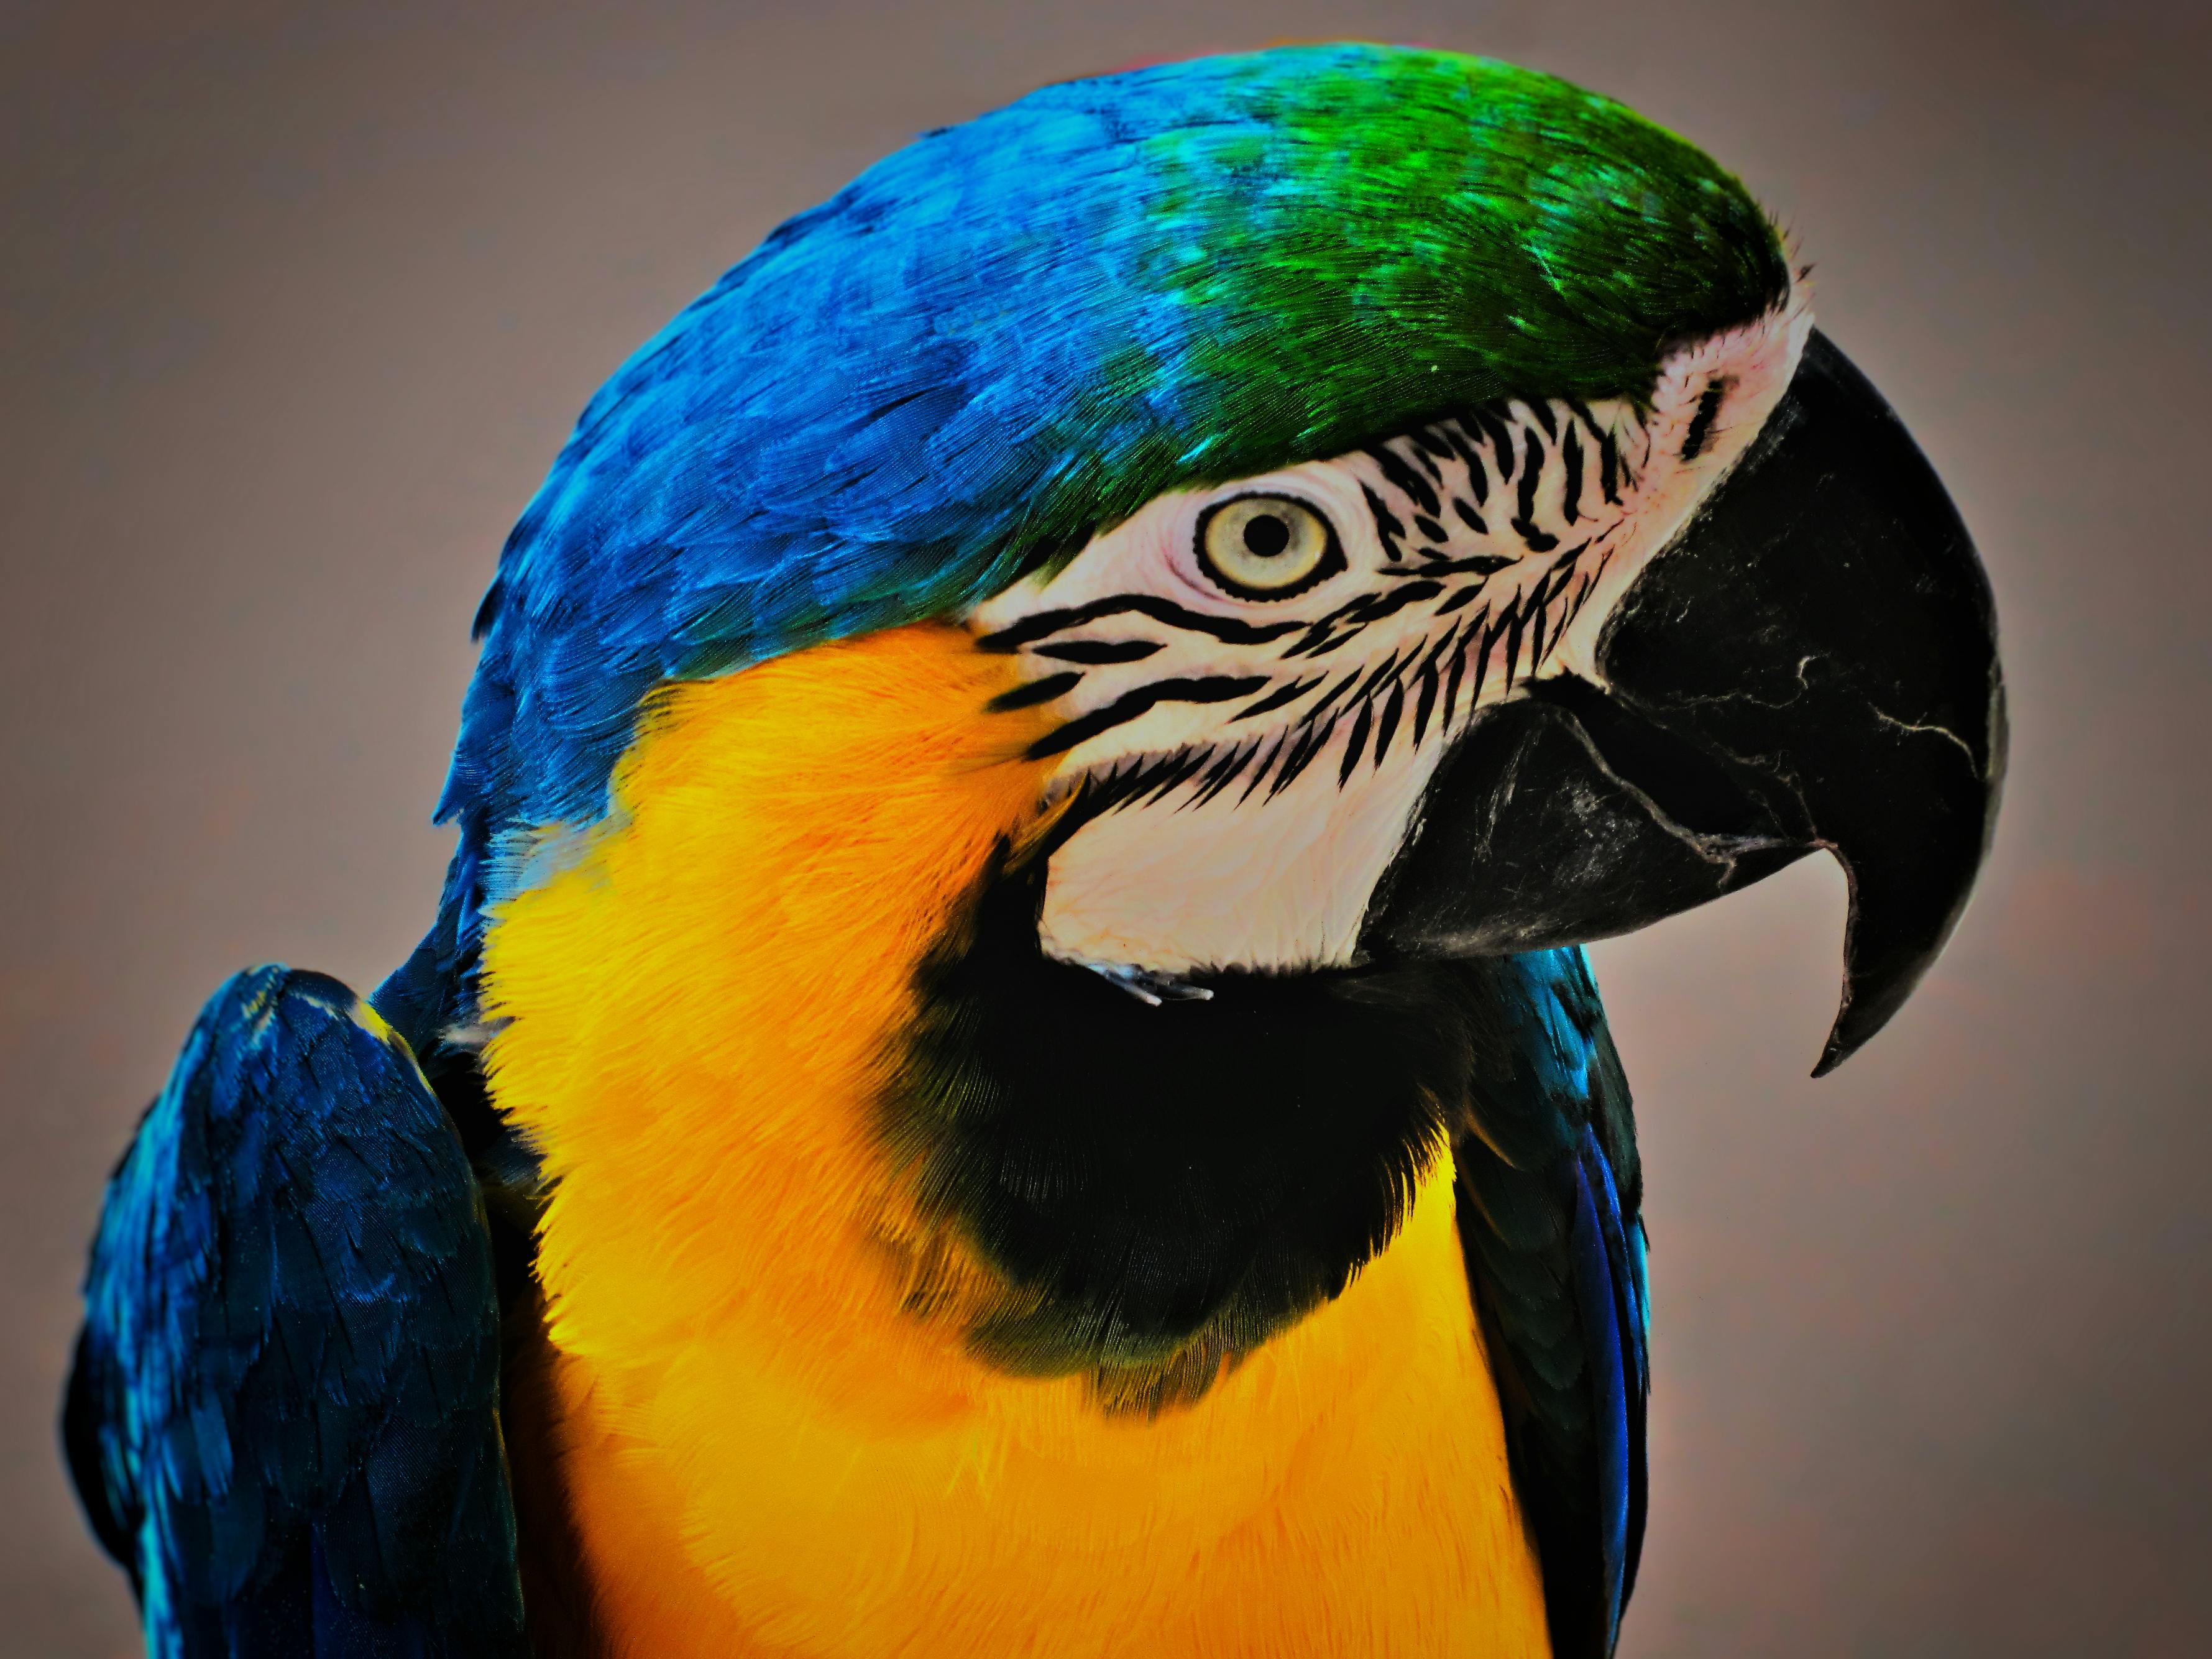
63, 42, 2004, 1659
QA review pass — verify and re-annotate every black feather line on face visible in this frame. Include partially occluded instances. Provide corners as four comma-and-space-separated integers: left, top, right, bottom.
1560, 425, 1584, 527
1438, 584, 1487, 617
1373, 681, 1407, 768
1466, 612, 1496, 707
1190, 738, 1264, 809
1417, 619, 1466, 682
988, 671, 1081, 711
1497, 597, 1531, 694
1014, 390, 1638, 822
1313, 630, 1366, 658
1477, 409, 1518, 481
1388, 555, 1508, 581
1294, 577, 1443, 650
1412, 663, 1440, 748
1438, 420, 1490, 494
1048, 680, 1457, 829
1270, 714, 1336, 797
1512, 436, 1558, 553
1362, 483, 1409, 563
1231, 675, 1325, 722
1366, 444, 1441, 519
1144, 747, 1213, 806
1052, 746, 1216, 832
980, 594, 1303, 653
1027, 675, 1268, 759
1241, 732, 1290, 802
1353, 644, 1410, 703
1298, 670, 1362, 727
1050, 618, 1487, 827
1034, 638, 1164, 664
1678, 380, 1730, 462
1338, 700, 1374, 784
1406, 436, 1448, 482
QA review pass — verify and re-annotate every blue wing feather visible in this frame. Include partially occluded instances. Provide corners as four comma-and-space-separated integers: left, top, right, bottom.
66, 966, 527, 1657
1568, 1128, 1636, 1638
1453, 948, 1650, 1659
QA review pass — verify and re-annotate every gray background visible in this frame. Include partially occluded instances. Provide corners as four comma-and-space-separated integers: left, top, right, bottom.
4, 2, 2205, 1654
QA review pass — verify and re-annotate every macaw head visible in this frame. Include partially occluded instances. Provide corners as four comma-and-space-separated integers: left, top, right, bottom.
970, 314, 1999, 1073
420, 43, 2001, 1079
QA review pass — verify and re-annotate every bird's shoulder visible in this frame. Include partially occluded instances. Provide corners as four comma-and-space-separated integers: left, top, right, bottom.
67, 965, 528, 1657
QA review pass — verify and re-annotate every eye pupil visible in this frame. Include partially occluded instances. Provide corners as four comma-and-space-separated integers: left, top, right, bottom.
1196, 492, 1340, 600
1242, 514, 1292, 558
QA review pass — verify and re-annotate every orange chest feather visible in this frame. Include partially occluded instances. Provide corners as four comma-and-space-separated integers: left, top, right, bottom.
480, 624, 1549, 1658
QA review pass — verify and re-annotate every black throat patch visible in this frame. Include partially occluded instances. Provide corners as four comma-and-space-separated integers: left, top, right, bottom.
884, 844, 1484, 1411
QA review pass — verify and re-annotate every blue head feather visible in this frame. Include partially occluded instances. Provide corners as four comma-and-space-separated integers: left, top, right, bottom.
423, 44, 1784, 990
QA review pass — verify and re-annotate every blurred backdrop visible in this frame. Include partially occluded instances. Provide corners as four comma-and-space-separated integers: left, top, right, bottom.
3, 2, 2206, 1654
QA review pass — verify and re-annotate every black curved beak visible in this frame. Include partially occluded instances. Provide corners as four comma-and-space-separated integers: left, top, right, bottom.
1362, 331, 2006, 1075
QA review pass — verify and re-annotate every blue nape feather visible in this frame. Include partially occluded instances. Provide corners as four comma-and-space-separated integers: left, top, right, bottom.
65, 968, 526, 1658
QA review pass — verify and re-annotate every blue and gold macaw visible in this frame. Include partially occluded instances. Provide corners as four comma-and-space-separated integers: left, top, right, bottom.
65, 44, 2003, 1659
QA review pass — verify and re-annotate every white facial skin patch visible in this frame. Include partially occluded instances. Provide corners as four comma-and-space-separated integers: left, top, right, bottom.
970, 293, 1813, 977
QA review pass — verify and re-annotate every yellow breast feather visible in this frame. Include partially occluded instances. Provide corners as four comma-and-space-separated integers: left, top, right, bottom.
480, 622, 1548, 1657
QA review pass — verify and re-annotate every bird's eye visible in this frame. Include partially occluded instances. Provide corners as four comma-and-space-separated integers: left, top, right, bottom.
1195, 494, 1342, 600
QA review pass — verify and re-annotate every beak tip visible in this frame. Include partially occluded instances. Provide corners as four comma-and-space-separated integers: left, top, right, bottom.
1810, 1024, 1857, 1080
1811, 982, 1876, 1077
1809, 904, 1958, 1080
1812, 988, 1899, 1078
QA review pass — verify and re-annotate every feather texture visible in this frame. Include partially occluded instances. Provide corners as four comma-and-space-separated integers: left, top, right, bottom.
65, 967, 526, 1658
472, 625, 1553, 1656
62, 45, 1800, 1653
432, 43, 1789, 1015
1452, 947, 1650, 1659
